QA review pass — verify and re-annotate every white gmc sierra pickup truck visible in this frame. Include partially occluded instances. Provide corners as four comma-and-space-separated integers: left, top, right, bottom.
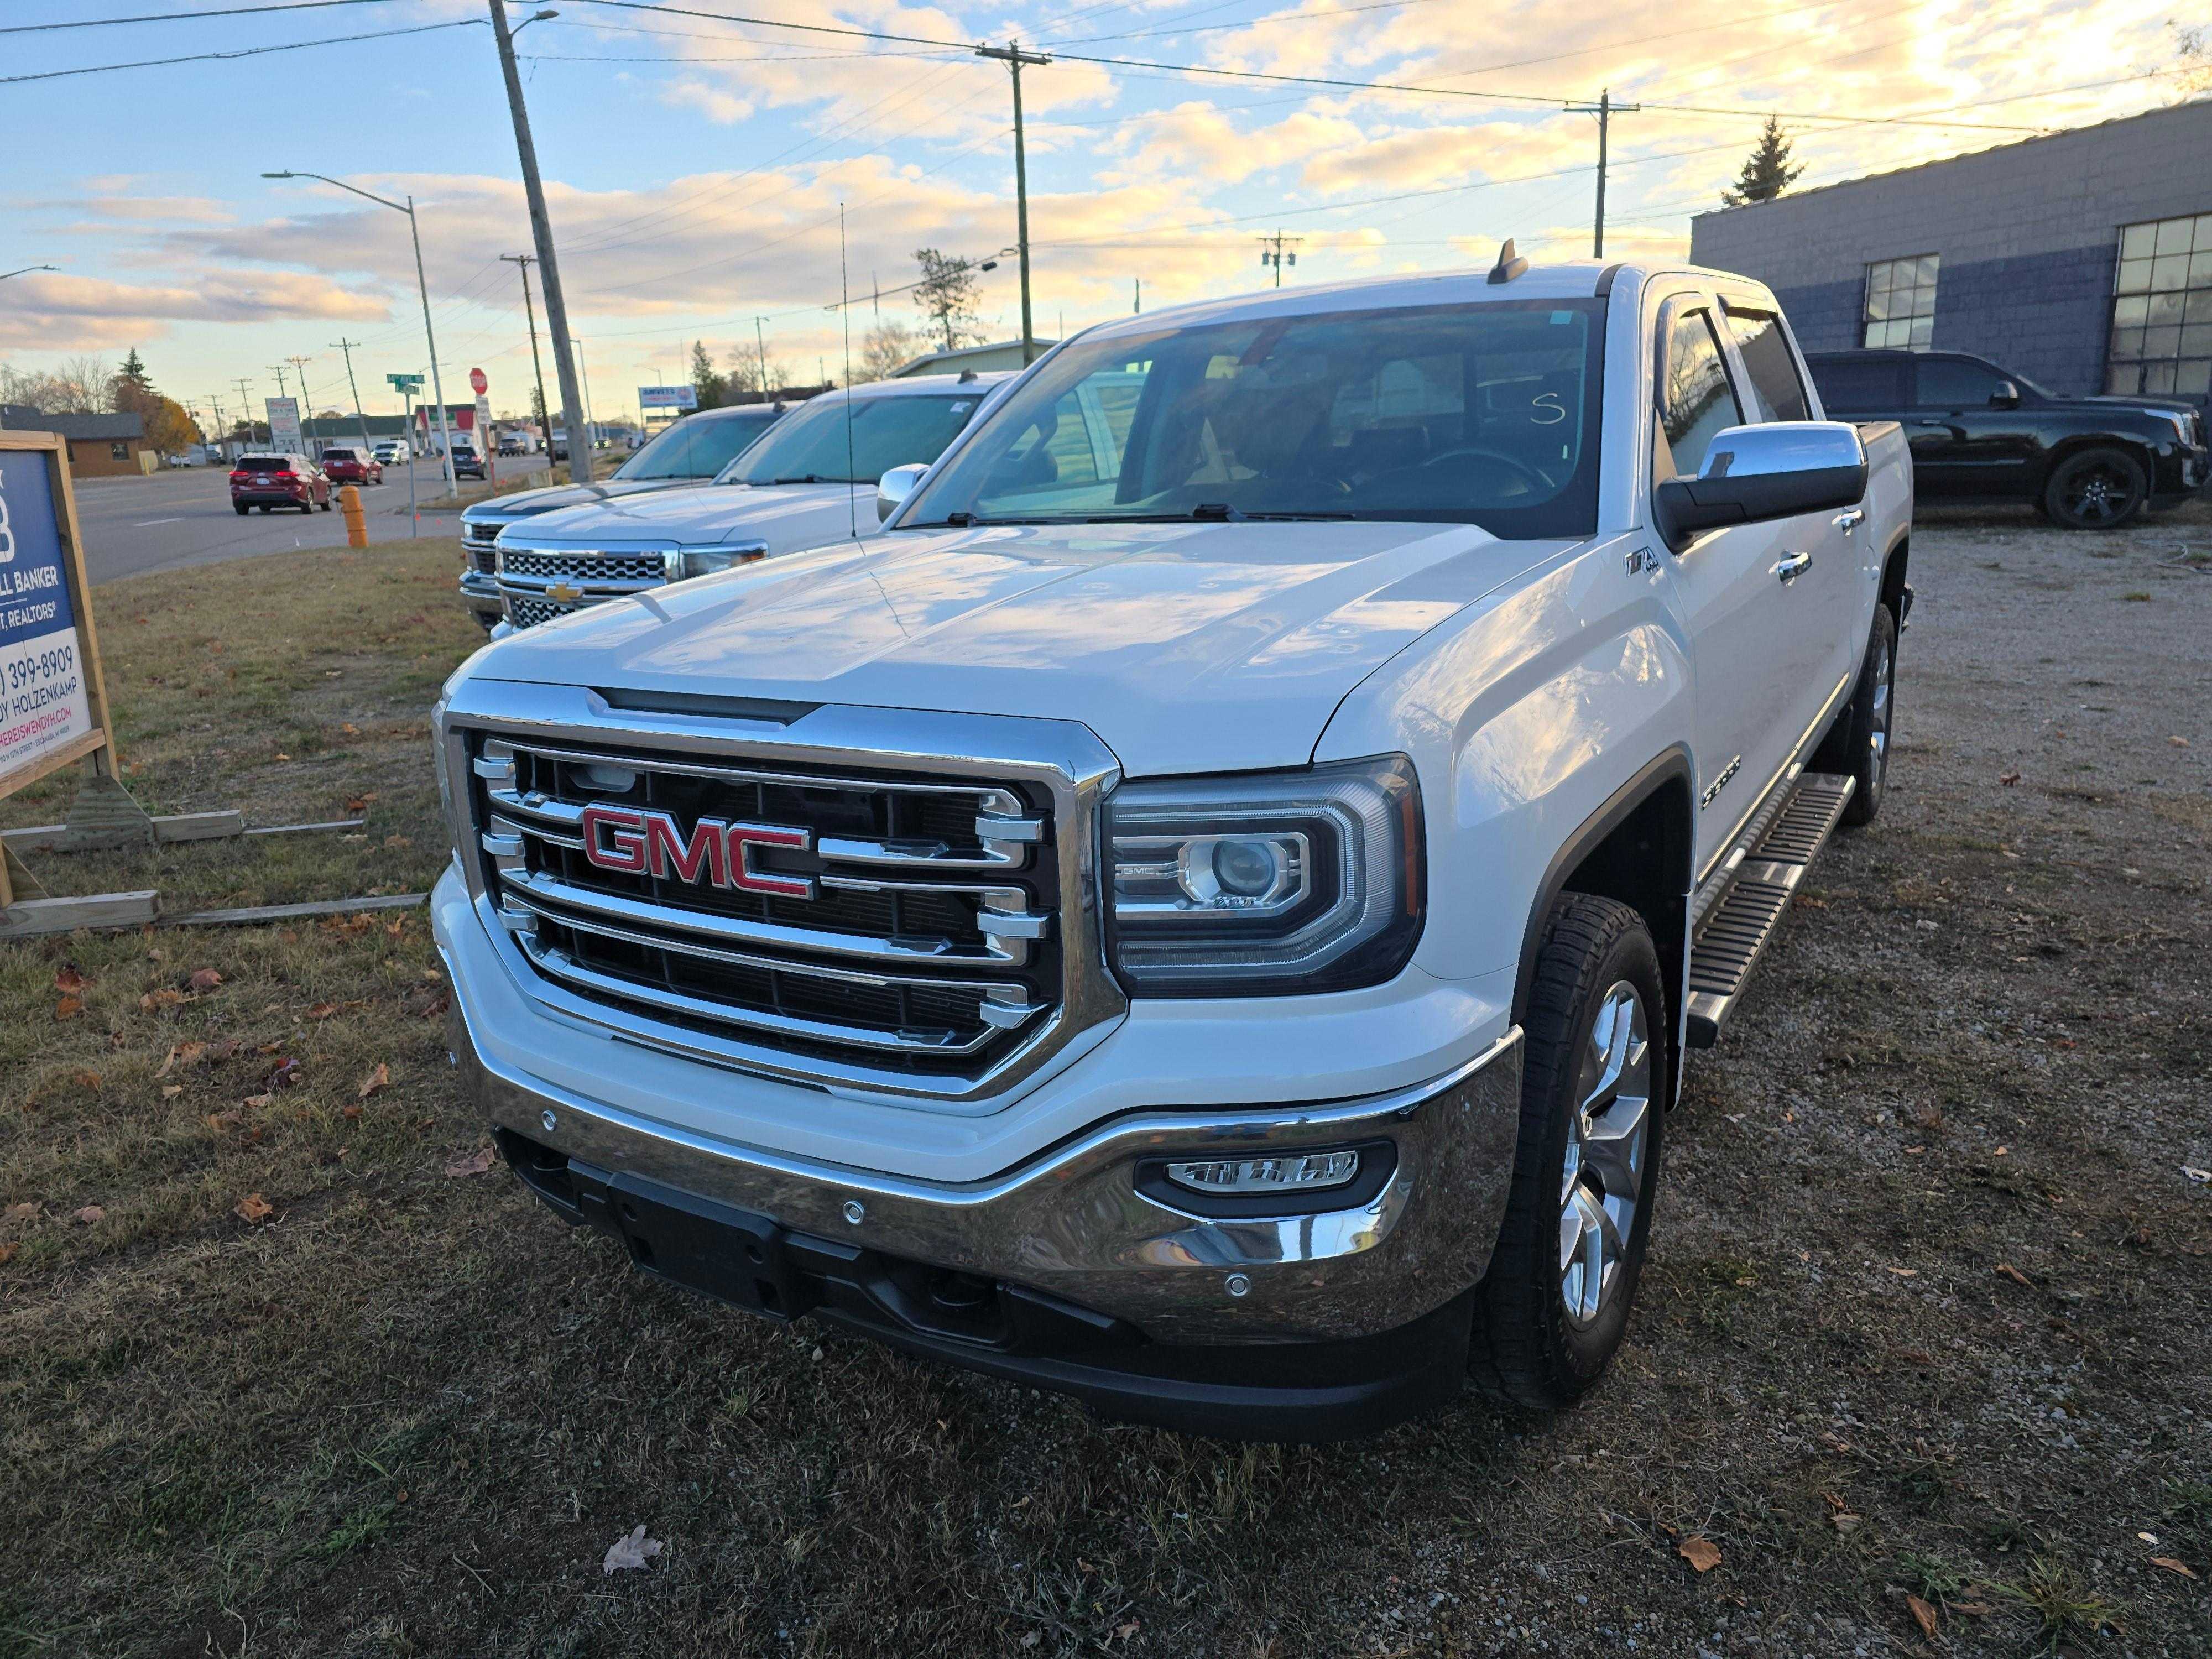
431, 252, 1912, 1439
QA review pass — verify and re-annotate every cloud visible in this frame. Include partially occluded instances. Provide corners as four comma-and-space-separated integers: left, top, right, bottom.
0, 272, 389, 353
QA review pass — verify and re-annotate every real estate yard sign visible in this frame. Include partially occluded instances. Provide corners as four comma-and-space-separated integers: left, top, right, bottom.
0, 431, 123, 910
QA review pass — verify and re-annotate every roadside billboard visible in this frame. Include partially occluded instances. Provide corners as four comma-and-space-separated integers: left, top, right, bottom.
640, 385, 698, 411
266, 395, 302, 452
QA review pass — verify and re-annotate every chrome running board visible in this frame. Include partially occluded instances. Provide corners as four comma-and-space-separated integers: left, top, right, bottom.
1684, 772, 1855, 1048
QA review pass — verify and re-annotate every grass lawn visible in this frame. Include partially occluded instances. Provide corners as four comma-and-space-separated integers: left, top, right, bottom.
2, 525, 2208, 1657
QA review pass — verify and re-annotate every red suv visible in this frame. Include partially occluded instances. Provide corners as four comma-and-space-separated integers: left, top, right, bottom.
317, 446, 384, 486
230, 454, 331, 515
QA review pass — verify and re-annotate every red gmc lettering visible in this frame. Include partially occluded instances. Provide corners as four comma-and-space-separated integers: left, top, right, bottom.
579, 804, 649, 874
645, 813, 729, 886
727, 823, 814, 898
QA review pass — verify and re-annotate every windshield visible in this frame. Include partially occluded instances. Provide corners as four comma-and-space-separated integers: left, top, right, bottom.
903, 299, 1605, 536
721, 391, 983, 486
616, 409, 778, 481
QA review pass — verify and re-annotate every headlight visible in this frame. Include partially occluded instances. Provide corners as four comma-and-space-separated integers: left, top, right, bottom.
1104, 754, 1423, 996
2154, 410, 2194, 444
677, 541, 770, 579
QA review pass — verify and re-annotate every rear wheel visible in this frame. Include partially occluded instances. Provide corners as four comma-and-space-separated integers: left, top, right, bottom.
1469, 894, 1667, 1410
1814, 602, 1896, 827
233, 504, 248, 517
2043, 446, 2146, 529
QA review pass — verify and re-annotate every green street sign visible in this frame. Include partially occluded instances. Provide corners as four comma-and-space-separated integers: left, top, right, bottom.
387, 373, 425, 390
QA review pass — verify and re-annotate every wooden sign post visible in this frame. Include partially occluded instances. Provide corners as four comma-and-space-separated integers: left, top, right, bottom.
0, 429, 158, 935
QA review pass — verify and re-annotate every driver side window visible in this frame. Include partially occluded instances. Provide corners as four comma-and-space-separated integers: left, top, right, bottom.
1656, 305, 1743, 482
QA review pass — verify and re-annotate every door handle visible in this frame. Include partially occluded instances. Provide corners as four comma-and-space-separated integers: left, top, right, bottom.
1833, 508, 1865, 531
1772, 551, 1812, 583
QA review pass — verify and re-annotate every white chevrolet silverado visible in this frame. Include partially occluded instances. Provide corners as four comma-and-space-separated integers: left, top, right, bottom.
431, 253, 1912, 1439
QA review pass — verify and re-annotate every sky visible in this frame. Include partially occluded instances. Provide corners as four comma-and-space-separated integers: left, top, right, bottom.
0, 0, 2192, 431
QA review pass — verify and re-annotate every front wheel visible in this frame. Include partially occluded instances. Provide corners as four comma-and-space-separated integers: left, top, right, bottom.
2043, 446, 2146, 529
1469, 893, 1667, 1410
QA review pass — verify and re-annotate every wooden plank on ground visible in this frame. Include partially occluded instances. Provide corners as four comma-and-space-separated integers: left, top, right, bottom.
171, 892, 427, 927
241, 818, 366, 837
3, 810, 246, 851
0, 889, 161, 938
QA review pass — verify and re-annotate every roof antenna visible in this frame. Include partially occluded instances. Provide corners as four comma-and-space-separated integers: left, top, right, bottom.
840, 201, 856, 544
1487, 238, 1528, 285
958, 367, 978, 382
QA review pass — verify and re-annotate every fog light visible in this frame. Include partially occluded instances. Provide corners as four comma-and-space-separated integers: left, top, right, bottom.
1165, 1149, 1361, 1196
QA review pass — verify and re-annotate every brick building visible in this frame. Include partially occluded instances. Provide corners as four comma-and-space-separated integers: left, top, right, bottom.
1688, 99, 2212, 407
0, 406, 152, 476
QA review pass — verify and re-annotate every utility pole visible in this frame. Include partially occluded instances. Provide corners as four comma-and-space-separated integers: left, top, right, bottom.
268, 364, 293, 446
753, 316, 770, 401
568, 335, 596, 450
285, 353, 316, 453
501, 253, 552, 453
488, 0, 592, 481
232, 377, 258, 445
1258, 231, 1302, 286
977, 41, 1050, 366
1566, 87, 1641, 258
1133, 278, 1140, 314
330, 337, 374, 456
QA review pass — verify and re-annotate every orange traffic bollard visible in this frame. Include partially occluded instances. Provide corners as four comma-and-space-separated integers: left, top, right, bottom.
339, 484, 368, 548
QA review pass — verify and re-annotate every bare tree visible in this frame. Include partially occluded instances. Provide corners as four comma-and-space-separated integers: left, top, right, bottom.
2176, 24, 2212, 98
860, 319, 920, 382
911, 248, 983, 353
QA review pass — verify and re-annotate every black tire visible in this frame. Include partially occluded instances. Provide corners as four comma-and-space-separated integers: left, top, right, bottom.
318, 497, 332, 512
2043, 446, 2146, 530
1469, 894, 1667, 1410
1814, 602, 1896, 827
257, 504, 270, 514
233, 504, 248, 517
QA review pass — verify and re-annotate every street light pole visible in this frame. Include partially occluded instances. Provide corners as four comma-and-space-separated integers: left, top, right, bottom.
260, 170, 456, 492
977, 41, 1050, 366
487, 0, 592, 482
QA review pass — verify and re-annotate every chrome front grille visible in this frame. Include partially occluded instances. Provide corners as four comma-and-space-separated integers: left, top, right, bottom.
463, 724, 1090, 1092
493, 541, 671, 629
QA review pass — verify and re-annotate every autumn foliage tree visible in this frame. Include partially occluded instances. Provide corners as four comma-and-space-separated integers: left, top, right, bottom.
108, 348, 199, 456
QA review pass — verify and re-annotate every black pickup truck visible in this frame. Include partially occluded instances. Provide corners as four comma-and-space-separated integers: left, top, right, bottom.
1803, 348, 2208, 529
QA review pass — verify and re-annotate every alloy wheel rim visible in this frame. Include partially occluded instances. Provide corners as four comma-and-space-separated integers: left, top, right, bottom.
2068, 466, 2128, 522
1868, 634, 1892, 785
1558, 980, 1652, 1328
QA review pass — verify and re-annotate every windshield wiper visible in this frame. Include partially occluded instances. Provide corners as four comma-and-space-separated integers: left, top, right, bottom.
1077, 507, 1360, 524
762, 473, 853, 485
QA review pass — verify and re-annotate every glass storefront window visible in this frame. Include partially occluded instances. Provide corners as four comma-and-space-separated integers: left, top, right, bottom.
2110, 212, 2212, 399
1864, 254, 1938, 349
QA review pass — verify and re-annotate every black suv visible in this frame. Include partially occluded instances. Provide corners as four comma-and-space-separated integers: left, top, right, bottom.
1803, 349, 2208, 529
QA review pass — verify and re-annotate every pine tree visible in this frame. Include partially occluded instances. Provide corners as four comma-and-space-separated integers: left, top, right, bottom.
688, 340, 727, 409
116, 348, 154, 395
1721, 117, 1804, 208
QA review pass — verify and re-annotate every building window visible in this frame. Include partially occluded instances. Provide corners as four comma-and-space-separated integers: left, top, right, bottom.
2110, 212, 2212, 399
110, 441, 131, 461
1864, 255, 1938, 349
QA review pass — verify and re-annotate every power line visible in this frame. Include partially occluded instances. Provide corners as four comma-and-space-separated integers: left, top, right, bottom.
0, 0, 398, 34
0, 15, 482, 85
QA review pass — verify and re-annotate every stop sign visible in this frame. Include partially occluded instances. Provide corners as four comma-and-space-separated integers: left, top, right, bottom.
468, 367, 488, 395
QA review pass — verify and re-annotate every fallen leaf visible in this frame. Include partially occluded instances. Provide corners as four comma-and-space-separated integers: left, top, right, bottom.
141, 988, 185, 1011
206, 1109, 242, 1131
382, 834, 411, 849
234, 1193, 273, 1223
187, 968, 223, 994
1887, 1266, 1918, 1277
2, 1202, 37, 1227
1999, 770, 2021, 785
53, 964, 88, 994
72, 1205, 105, 1225
0, 1243, 16, 1266
341, 722, 359, 735
162, 1084, 183, 1099
445, 1145, 498, 1178
358, 1063, 391, 1100
54, 996, 83, 1021
1678, 1536, 1723, 1573
602, 1524, 662, 1575
72, 1071, 102, 1091
306, 1002, 338, 1020
2171, 735, 2191, 749
1951, 1600, 1991, 1616
384, 916, 406, 936
1907, 1592, 1938, 1638
273, 752, 290, 762
1994, 1263, 2034, 1289
267, 1058, 301, 1090
342, 1104, 362, 1121
2150, 1557, 2199, 1580
242, 1093, 272, 1109
1829, 1511, 1863, 1533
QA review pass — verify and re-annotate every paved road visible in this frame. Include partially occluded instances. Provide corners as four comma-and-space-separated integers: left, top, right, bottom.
70, 455, 554, 585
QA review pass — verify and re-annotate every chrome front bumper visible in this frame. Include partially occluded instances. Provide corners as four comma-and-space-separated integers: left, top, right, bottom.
458, 568, 504, 626
450, 997, 1524, 1345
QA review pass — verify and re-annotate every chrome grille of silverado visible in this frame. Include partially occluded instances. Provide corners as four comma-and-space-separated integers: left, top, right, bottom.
500, 547, 666, 584
494, 544, 670, 629
468, 734, 1059, 1079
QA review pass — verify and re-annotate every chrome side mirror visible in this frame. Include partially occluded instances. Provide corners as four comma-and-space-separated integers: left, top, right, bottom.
1653, 421, 1867, 552
1990, 380, 2021, 408
875, 463, 927, 524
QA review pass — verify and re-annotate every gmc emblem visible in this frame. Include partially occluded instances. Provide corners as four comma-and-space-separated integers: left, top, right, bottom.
578, 804, 815, 899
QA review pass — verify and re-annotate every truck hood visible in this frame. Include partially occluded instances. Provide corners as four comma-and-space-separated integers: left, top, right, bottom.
499, 480, 866, 551
465, 476, 692, 523
466, 519, 1551, 774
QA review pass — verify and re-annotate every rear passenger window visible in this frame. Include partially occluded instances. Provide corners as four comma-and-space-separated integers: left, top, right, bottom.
1806, 358, 1904, 413
1721, 309, 1809, 422
1657, 307, 1741, 479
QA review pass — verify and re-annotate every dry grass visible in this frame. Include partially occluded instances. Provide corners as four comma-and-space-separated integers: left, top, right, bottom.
4, 519, 2210, 1657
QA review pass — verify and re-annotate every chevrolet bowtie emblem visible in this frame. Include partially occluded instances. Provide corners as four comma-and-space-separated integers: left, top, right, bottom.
546, 582, 582, 603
